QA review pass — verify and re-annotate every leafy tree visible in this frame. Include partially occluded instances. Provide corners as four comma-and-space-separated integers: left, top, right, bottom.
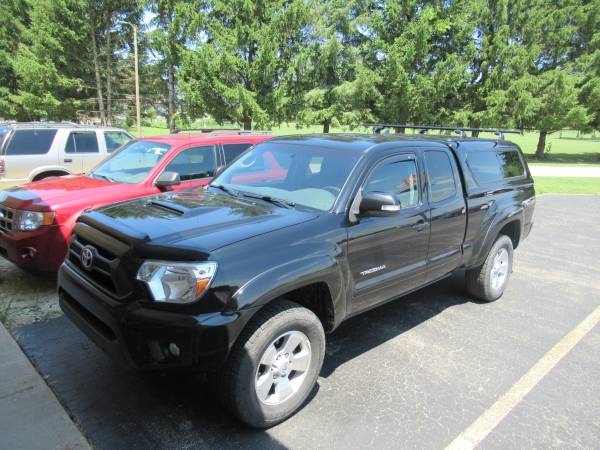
179, 0, 313, 130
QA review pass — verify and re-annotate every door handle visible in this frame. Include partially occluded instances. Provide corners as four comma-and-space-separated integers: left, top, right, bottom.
480, 200, 494, 210
64, 158, 73, 163
414, 220, 427, 232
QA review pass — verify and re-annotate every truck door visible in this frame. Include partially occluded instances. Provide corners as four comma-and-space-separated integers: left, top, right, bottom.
156, 145, 217, 191
347, 153, 430, 313
63, 131, 101, 174
423, 149, 467, 282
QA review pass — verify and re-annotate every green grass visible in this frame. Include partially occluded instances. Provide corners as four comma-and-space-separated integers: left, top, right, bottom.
534, 177, 600, 194
129, 122, 600, 166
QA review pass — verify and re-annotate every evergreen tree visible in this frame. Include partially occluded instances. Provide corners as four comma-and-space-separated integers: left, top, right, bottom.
179, 0, 312, 130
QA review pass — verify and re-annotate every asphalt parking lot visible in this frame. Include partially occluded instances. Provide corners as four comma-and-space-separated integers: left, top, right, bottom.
9, 194, 600, 449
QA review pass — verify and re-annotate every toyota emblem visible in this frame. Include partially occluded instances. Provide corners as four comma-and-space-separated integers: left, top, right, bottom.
80, 246, 95, 271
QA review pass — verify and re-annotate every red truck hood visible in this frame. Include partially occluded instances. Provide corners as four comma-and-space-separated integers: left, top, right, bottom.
0, 175, 129, 211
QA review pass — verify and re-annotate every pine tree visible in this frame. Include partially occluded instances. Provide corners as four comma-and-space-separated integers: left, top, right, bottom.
179, 0, 312, 130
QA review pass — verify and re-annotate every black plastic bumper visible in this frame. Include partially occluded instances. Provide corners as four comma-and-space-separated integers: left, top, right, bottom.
58, 261, 248, 372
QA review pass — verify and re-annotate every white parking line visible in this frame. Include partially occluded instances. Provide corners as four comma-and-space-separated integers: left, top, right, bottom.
446, 304, 600, 450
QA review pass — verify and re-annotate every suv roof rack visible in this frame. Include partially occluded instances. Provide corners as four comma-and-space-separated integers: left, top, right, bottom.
367, 124, 523, 140
172, 128, 240, 134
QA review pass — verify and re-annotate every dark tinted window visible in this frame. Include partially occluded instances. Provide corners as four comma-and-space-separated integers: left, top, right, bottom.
498, 150, 525, 178
165, 146, 215, 180
364, 159, 419, 208
223, 143, 252, 163
104, 131, 131, 153
5, 129, 57, 155
66, 132, 99, 153
425, 151, 457, 202
466, 151, 503, 183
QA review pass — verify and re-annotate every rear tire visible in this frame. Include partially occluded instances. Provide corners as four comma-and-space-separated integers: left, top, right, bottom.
218, 300, 325, 428
466, 235, 513, 302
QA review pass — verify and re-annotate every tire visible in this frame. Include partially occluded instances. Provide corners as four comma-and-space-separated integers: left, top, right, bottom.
466, 234, 513, 302
218, 300, 325, 428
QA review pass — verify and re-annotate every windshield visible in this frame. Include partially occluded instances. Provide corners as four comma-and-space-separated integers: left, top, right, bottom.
211, 142, 361, 211
90, 140, 171, 184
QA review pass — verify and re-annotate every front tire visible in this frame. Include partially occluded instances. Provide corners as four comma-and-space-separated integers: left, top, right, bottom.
466, 234, 513, 302
218, 300, 325, 428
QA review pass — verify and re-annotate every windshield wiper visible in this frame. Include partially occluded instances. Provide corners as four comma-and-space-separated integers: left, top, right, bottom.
240, 192, 296, 209
210, 184, 240, 197
92, 173, 115, 183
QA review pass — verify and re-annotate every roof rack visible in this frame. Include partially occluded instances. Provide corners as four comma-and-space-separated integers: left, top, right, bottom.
172, 128, 240, 134
367, 124, 523, 140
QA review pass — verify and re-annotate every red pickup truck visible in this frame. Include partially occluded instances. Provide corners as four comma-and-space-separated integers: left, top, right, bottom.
0, 131, 271, 272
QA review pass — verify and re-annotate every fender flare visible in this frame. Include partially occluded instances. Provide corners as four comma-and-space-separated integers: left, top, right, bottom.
471, 209, 524, 267
29, 166, 71, 181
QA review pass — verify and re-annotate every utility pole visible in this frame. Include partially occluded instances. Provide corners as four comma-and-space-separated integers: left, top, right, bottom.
119, 21, 141, 137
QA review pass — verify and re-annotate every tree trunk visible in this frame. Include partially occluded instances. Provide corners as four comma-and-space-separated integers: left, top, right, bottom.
105, 31, 112, 126
323, 119, 330, 133
90, 26, 106, 125
535, 130, 547, 160
472, 130, 480, 137
243, 116, 252, 130
167, 62, 176, 133
394, 127, 405, 134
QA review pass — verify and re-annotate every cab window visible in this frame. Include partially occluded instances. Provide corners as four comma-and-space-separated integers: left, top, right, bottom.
164, 146, 216, 181
425, 150, 457, 203
364, 159, 419, 208
5, 129, 57, 155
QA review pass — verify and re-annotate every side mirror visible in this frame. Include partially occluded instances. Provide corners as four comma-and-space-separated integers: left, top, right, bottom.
155, 171, 181, 189
359, 192, 401, 216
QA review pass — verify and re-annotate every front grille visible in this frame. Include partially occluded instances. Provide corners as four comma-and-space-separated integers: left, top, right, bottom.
0, 205, 15, 232
68, 223, 134, 299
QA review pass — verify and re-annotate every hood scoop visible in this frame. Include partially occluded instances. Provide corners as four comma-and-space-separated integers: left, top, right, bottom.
146, 199, 187, 216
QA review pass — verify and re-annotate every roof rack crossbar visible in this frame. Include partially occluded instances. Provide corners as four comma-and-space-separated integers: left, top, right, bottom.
172, 128, 240, 134
367, 123, 523, 138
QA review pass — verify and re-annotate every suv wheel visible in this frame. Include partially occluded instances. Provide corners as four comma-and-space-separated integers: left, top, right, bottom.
466, 234, 513, 302
218, 300, 325, 428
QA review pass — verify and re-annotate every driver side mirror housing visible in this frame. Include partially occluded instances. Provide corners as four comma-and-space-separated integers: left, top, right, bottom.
155, 171, 181, 189
359, 192, 401, 217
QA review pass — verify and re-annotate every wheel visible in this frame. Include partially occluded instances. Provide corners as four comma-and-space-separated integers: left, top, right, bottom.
218, 300, 325, 428
466, 234, 513, 302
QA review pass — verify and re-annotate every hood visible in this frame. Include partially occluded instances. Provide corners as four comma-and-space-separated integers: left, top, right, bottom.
0, 175, 124, 211
92, 189, 319, 252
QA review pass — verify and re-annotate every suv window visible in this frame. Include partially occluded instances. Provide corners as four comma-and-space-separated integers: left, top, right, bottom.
165, 146, 215, 181
5, 129, 57, 155
104, 131, 131, 153
498, 150, 525, 178
425, 150, 457, 203
66, 132, 99, 153
223, 143, 253, 163
364, 159, 419, 208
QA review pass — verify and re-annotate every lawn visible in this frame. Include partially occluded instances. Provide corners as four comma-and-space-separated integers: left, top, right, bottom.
131, 123, 599, 165
533, 177, 600, 195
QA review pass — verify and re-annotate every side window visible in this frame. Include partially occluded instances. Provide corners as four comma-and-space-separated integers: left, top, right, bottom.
364, 159, 419, 208
104, 132, 131, 153
466, 151, 503, 184
164, 146, 215, 181
425, 151, 457, 203
223, 143, 252, 164
497, 150, 525, 178
5, 129, 57, 155
65, 132, 99, 153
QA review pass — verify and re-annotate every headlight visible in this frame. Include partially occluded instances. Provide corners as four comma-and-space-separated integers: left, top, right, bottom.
13, 210, 55, 231
136, 261, 217, 304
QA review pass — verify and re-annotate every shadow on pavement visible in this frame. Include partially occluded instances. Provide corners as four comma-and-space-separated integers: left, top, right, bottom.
15, 272, 478, 450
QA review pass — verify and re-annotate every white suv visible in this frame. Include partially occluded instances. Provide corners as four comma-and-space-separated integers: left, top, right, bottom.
0, 123, 132, 189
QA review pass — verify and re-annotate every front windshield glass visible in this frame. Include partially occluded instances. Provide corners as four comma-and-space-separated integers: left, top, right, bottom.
90, 140, 171, 184
211, 142, 361, 211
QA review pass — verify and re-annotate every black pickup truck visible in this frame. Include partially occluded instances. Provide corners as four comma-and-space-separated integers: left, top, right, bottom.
58, 127, 535, 427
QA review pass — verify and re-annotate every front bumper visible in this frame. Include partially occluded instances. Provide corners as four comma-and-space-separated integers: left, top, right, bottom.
0, 225, 68, 271
58, 261, 250, 372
